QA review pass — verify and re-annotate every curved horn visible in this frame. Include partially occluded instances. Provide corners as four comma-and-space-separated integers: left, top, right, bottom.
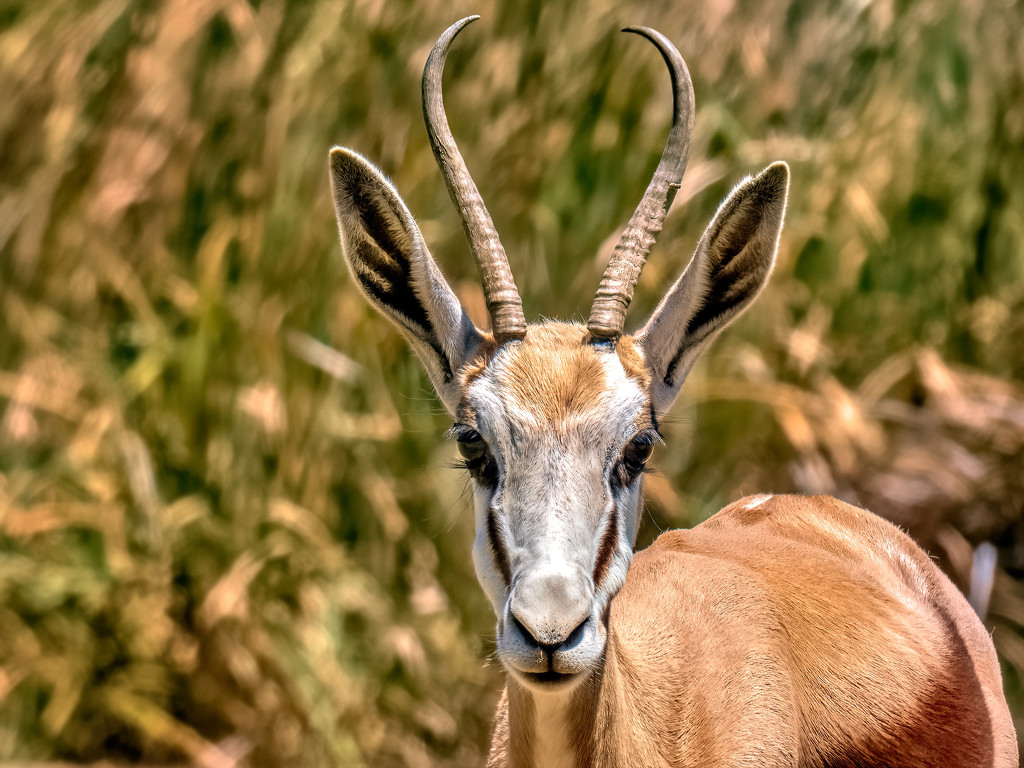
587, 27, 695, 341
423, 16, 527, 343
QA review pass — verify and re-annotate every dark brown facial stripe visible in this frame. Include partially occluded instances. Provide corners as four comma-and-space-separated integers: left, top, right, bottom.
593, 506, 619, 589
487, 505, 512, 585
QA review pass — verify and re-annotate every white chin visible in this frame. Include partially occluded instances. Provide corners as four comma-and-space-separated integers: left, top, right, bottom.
496, 618, 607, 692
507, 666, 587, 693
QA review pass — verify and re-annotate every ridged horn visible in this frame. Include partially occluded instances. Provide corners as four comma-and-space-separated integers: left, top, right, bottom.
423, 16, 527, 343
587, 27, 695, 341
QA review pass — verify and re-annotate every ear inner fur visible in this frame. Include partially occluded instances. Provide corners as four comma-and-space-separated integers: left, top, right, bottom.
329, 147, 482, 408
640, 161, 789, 408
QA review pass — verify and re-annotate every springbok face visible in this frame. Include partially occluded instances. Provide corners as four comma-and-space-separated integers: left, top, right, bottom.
457, 325, 651, 687
329, 17, 789, 693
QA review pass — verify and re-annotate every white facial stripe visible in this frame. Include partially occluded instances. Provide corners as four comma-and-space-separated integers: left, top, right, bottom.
597, 352, 648, 442
459, 329, 659, 692
465, 336, 649, 618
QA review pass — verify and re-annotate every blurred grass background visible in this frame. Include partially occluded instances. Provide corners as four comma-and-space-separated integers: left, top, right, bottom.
1, 0, 1023, 765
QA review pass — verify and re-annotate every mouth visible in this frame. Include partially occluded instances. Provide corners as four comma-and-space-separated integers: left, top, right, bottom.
517, 668, 580, 690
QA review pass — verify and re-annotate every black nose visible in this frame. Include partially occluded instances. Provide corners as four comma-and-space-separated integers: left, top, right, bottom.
509, 611, 589, 656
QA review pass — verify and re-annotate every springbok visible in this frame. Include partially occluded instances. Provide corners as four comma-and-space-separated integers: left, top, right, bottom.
328, 16, 1017, 768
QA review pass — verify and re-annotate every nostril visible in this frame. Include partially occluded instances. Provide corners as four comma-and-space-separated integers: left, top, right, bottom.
564, 614, 588, 648
509, 611, 542, 648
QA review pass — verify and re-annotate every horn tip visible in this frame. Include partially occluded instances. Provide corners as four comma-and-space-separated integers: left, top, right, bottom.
434, 16, 480, 50
621, 25, 657, 39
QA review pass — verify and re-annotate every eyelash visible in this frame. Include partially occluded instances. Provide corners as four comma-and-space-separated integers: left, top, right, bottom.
611, 430, 660, 490
450, 424, 498, 486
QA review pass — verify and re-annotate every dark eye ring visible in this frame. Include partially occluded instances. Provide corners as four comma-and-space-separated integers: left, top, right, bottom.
623, 433, 655, 473
457, 429, 487, 462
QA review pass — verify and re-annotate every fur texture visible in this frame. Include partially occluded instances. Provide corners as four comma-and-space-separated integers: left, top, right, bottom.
487, 495, 1017, 767
329, 147, 1017, 768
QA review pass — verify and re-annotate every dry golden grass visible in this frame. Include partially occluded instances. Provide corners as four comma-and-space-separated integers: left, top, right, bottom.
1, 0, 1022, 765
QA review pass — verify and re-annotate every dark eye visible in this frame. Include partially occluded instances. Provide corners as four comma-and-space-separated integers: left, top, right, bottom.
623, 433, 655, 473
457, 429, 487, 462
614, 433, 656, 489
454, 428, 498, 487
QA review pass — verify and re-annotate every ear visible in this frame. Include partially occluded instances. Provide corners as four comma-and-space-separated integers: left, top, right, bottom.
329, 147, 482, 415
637, 161, 789, 413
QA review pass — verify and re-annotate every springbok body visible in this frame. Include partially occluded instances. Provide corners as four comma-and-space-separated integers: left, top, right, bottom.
329, 17, 1017, 768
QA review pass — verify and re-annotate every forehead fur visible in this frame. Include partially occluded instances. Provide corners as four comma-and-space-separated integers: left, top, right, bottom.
458, 322, 651, 426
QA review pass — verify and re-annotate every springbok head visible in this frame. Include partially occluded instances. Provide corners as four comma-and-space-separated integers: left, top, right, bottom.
329, 17, 789, 692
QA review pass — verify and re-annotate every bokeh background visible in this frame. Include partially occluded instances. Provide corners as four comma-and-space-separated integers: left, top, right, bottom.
2, 0, 1023, 765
